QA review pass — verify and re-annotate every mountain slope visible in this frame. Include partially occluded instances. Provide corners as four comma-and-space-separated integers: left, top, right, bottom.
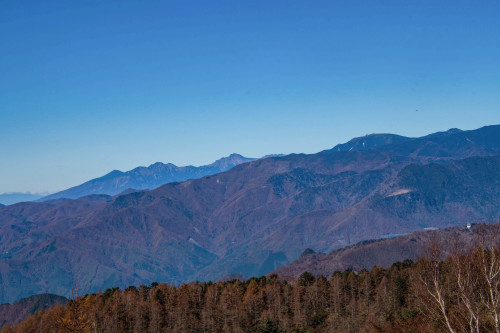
40, 153, 256, 201
0, 293, 67, 328
271, 223, 497, 278
0, 125, 499, 303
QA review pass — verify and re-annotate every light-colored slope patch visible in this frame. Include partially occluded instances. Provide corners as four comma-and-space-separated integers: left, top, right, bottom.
386, 189, 413, 198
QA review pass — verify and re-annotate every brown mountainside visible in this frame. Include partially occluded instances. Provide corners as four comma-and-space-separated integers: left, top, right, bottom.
271, 223, 497, 278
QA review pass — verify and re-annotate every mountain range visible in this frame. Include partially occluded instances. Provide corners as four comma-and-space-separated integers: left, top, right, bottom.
39, 153, 257, 201
0, 125, 499, 303
0, 154, 257, 205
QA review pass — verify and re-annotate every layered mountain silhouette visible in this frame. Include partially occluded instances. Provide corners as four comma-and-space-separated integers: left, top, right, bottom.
0, 125, 499, 303
40, 153, 256, 201
0, 193, 45, 205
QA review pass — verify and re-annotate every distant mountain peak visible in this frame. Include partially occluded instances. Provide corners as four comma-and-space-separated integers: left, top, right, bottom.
217, 153, 247, 161
39, 153, 257, 201
209, 153, 255, 169
150, 161, 167, 167
446, 128, 462, 133
107, 169, 124, 175
327, 133, 412, 153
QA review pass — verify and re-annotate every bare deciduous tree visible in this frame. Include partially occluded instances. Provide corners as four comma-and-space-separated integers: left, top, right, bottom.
416, 234, 457, 333
57, 282, 91, 333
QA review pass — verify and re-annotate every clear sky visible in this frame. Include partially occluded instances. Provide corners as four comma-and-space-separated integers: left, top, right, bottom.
1, 0, 500, 193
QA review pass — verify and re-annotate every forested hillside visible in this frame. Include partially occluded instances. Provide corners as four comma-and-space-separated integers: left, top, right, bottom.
3, 224, 500, 332
0, 294, 67, 328
272, 223, 492, 278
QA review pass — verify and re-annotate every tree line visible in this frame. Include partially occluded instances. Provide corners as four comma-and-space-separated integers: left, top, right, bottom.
2, 225, 500, 333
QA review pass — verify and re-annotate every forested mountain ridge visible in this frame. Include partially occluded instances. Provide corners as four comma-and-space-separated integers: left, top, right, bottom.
271, 223, 494, 278
329, 133, 413, 152
326, 125, 500, 161
0, 125, 499, 304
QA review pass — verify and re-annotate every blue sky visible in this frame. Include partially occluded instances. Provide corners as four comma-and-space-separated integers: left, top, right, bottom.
1, 0, 500, 193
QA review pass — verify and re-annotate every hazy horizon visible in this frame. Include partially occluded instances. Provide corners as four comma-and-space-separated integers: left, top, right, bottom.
2, 1, 500, 193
